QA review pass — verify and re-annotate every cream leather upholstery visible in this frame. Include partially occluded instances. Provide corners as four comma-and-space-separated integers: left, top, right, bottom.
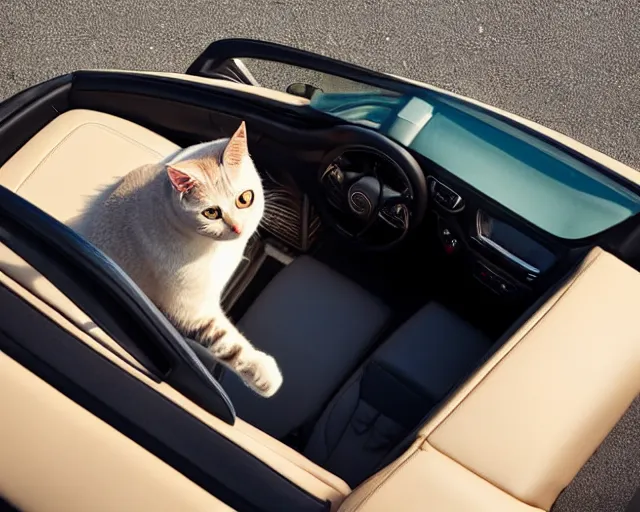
341, 247, 640, 512
0, 352, 234, 512
341, 442, 544, 512
0, 109, 180, 222
0, 109, 350, 509
0, 109, 181, 372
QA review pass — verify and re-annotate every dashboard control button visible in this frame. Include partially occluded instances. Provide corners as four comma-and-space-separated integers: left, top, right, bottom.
440, 226, 460, 255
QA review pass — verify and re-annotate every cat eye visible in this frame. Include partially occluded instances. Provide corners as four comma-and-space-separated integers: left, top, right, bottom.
202, 206, 221, 220
235, 190, 254, 209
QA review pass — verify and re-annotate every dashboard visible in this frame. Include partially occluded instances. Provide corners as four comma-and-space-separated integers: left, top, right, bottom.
257, 122, 568, 303
54, 70, 600, 304
425, 171, 560, 299
310, 90, 640, 241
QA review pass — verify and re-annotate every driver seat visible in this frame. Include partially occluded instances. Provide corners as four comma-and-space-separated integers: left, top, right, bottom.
222, 256, 492, 485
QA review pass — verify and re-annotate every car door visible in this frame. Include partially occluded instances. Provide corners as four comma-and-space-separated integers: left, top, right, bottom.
0, 351, 233, 512
0, 177, 338, 511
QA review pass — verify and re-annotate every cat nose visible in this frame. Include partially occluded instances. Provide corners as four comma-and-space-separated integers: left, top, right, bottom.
231, 224, 242, 234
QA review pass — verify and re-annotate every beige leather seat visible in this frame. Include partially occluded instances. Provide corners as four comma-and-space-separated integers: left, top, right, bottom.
1, 101, 638, 512
0, 109, 179, 224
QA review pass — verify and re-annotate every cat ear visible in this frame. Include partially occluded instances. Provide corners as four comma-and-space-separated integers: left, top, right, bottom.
222, 121, 248, 169
167, 165, 199, 193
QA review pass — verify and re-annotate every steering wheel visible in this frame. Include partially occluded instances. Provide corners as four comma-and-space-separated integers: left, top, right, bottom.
317, 143, 428, 251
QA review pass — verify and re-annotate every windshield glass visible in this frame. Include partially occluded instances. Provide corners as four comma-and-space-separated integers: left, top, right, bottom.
240, 58, 640, 240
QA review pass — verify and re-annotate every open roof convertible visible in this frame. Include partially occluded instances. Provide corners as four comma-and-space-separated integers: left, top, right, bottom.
0, 38, 639, 512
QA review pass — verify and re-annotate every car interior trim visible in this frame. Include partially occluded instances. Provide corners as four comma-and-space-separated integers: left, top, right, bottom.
0, 353, 237, 512
0, 185, 237, 424
474, 211, 541, 276
0, 282, 333, 512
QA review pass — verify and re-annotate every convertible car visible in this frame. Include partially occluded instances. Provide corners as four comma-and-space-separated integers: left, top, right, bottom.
0, 39, 639, 512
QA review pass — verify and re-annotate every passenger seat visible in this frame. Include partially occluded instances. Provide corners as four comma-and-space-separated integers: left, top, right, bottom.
304, 302, 492, 486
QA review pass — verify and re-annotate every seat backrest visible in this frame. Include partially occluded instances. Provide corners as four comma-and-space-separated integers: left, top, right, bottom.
340, 246, 640, 512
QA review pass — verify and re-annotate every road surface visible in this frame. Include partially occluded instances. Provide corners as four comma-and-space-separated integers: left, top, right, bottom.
0, 0, 639, 169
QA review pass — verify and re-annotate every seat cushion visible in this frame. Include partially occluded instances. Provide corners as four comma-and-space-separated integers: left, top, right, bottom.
0, 108, 179, 224
220, 255, 391, 439
304, 302, 492, 487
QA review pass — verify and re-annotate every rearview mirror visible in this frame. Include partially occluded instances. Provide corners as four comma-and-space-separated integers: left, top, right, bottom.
286, 82, 323, 100
184, 39, 424, 136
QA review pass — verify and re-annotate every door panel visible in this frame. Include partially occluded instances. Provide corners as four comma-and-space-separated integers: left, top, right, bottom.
0, 353, 234, 512
0, 280, 333, 512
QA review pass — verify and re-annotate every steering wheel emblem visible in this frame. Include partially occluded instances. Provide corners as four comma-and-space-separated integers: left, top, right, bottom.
349, 190, 373, 217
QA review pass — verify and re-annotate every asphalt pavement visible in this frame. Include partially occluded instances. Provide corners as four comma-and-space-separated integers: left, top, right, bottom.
1, 0, 639, 171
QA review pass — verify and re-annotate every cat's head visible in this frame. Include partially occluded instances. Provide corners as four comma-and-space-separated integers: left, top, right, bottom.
165, 122, 265, 241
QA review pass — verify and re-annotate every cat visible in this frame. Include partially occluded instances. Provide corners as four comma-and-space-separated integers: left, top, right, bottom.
73, 121, 283, 397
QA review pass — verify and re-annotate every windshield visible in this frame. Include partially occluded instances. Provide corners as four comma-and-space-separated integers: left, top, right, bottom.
241, 58, 640, 240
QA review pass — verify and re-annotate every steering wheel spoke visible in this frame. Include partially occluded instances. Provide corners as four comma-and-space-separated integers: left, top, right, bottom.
352, 185, 410, 242
378, 189, 411, 230
345, 174, 411, 242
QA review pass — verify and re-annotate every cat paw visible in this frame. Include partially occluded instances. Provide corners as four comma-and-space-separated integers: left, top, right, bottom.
209, 336, 242, 361
236, 350, 283, 398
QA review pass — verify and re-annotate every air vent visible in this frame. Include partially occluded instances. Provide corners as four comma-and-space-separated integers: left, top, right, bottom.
428, 176, 464, 213
260, 168, 322, 251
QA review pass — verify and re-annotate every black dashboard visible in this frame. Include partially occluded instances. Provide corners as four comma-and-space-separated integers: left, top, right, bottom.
423, 170, 561, 300
255, 121, 568, 304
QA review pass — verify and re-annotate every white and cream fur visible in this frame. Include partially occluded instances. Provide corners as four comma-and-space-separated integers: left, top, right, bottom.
73, 122, 282, 397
